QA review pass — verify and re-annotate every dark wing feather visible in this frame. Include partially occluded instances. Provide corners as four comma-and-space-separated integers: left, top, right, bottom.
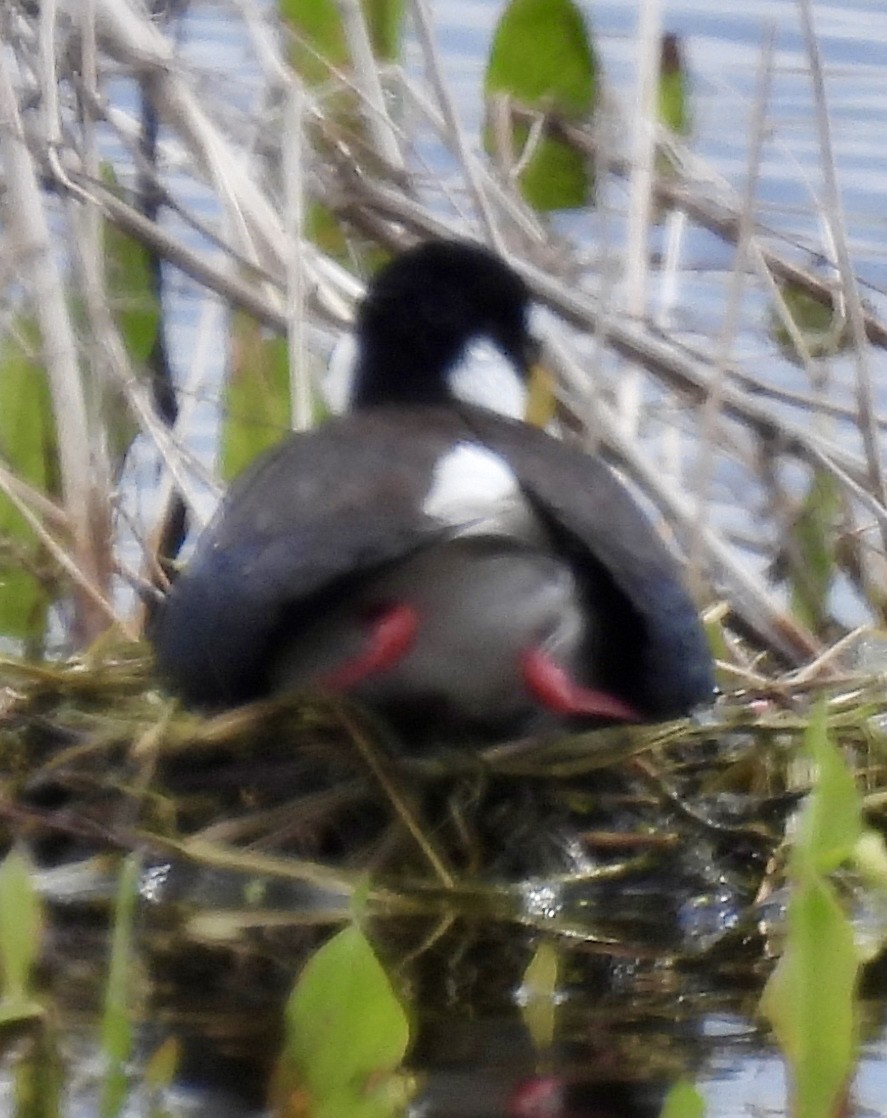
153, 409, 462, 706
466, 410, 715, 717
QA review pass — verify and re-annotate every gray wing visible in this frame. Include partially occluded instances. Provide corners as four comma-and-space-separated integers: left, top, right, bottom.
153, 410, 460, 706
468, 411, 715, 716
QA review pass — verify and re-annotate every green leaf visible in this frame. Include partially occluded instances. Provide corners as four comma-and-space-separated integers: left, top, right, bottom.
0, 329, 56, 645
761, 871, 857, 1118
363, 0, 405, 60
853, 829, 887, 890
284, 924, 410, 1118
12, 1021, 63, 1118
659, 1079, 705, 1118
280, 0, 346, 83
515, 134, 592, 213
220, 313, 292, 480
795, 701, 862, 875
144, 1036, 180, 1094
486, 0, 596, 113
485, 0, 598, 211
280, 0, 404, 83
104, 213, 159, 368
101, 855, 141, 1118
98, 167, 162, 472
761, 707, 861, 1118
658, 34, 691, 137
519, 940, 559, 1053
0, 847, 43, 1020
788, 471, 840, 634
771, 281, 851, 363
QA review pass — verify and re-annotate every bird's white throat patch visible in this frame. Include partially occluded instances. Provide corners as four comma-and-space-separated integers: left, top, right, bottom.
422, 442, 536, 539
447, 336, 527, 418
323, 333, 358, 415
324, 332, 528, 418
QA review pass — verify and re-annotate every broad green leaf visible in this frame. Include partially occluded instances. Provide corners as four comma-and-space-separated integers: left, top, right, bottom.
0, 329, 55, 645
659, 1079, 705, 1118
761, 871, 857, 1118
761, 709, 861, 1118
363, 0, 405, 60
220, 313, 292, 480
280, 0, 404, 84
516, 135, 592, 214
285, 924, 410, 1118
771, 282, 851, 363
485, 0, 598, 211
486, 0, 596, 112
795, 701, 862, 875
519, 940, 559, 1053
280, 0, 347, 83
0, 847, 43, 1022
658, 34, 691, 137
101, 856, 141, 1118
788, 471, 840, 635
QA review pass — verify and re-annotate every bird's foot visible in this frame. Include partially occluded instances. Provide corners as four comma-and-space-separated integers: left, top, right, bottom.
520, 647, 641, 723
317, 603, 419, 691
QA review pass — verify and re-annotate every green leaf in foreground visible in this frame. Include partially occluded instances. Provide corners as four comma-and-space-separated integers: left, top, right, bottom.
484, 0, 598, 210
795, 701, 862, 875
284, 924, 411, 1118
659, 1079, 705, 1118
101, 855, 141, 1118
760, 706, 861, 1118
761, 872, 856, 1118
13, 1021, 64, 1118
0, 847, 43, 1025
519, 940, 559, 1053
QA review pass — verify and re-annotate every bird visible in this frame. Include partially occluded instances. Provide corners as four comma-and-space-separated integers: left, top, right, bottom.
153, 239, 714, 745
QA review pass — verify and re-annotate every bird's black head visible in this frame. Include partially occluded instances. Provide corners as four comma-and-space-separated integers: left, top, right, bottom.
351, 240, 539, 411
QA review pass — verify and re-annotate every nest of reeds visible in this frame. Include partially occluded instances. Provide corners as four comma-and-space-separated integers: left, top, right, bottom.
3, 642, 887, 947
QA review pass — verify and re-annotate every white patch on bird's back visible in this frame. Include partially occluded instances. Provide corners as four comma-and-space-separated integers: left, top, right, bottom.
448, 336, 527, 419
422, 442, 539, 540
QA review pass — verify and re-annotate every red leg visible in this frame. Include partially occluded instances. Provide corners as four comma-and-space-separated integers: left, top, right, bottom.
317, 603, 419, 692
520, 647, 641, 723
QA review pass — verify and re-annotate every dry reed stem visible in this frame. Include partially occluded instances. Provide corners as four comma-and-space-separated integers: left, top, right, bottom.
689, 28, 776, 593
338, 0, 403, 171
618, 0, 663, 435
797, 0, 887, 542
0, 30, 110, 640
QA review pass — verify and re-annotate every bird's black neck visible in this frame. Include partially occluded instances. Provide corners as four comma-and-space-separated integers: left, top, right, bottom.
350, 335, 467, 410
